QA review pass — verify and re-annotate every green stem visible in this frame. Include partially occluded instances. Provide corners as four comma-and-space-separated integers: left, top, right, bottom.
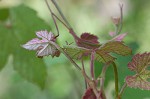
99, 63, 110, 99
117, 4, 123, 34
51, 0, 72, 28
49, 41, 81, 71
81, 59, 87, 89
112, 62, 119, 98
118, 82, 127, 99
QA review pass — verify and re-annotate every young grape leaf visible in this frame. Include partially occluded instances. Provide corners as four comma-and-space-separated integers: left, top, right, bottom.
22, 30, 60, 57
126, 52, 150, 90
64, 41, 131, 63
76, 33, 100, 49
80, 33, 99, 44
97, 41, 132, 56
63, 46, 90, 60
112, 33, 127, 42
95, 52, 115, 63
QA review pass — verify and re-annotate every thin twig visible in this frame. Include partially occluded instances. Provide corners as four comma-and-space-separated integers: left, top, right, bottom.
118, 82, 127, 99
81, 59, 87, 89
51, 0, 72, 29
117, 3, 123, 34
90, 51, 95, 80
49, 41, 81, 71
45, 0, 59, 37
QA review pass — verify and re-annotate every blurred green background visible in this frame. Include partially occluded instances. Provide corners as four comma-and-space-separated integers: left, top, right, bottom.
0, 0, 150, 99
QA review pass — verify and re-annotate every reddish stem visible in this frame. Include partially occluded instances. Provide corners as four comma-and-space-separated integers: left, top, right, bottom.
90, 51, 95, 80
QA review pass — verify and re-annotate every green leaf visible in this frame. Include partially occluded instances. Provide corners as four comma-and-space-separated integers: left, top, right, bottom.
63, 46, 90, 60
126, 52, 150, 90
11, 4, 51, 89
64, 41, 131, 63
0, 24, 13, 70
0, 4, 51, 89
95, 52, 115, 63
0, 8, 9, 21
97, 41, 132, 56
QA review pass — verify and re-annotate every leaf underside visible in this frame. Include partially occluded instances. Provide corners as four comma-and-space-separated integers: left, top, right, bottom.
126, 52, 150, 90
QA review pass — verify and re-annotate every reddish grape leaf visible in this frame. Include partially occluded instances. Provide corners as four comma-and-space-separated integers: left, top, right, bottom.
77, 33, 100, 49
82, 88, 96, 99
80, 33, 99, 44
126, 52, 150, 90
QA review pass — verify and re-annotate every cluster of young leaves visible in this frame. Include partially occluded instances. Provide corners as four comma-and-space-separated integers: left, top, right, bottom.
64, 36, 132, 63
0, 5, 51, 89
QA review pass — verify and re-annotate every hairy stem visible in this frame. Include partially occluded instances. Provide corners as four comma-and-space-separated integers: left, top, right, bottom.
118, 82, 127, 99
90, 51, 95, 80
112, 62, 119, 98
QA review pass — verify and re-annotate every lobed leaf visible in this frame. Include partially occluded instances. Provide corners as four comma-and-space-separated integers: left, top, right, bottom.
77, 33, 100, 49
97, 41, 132, 56
126, 52, 150, 90
80, 33, 99, 44
95, 52, 115, 63
63, 46, 90, 60
22, 30, 59, 57
64, 41, 131, 63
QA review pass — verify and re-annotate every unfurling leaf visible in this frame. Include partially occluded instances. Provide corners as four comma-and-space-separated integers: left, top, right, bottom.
22, 30, 60, 57
109, 31, 127, 42
82, 88, 96, 99
112, 33, 127, 42
126, 52, 150, 90
80, 33, 99, 44
109, 31, 116, 37
77, 33, 100, 49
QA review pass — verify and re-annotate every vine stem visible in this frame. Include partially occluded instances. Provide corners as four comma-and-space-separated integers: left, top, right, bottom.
112, 62, 119, 98
118, 82, 127, 99
81, 59, 87, 89
49, 41, 100, 98
51, 0, 72, 29
117, 3, 123, 34
99, 63, 111, 99
49, 41, 81, 71
90, 51, 95, 80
